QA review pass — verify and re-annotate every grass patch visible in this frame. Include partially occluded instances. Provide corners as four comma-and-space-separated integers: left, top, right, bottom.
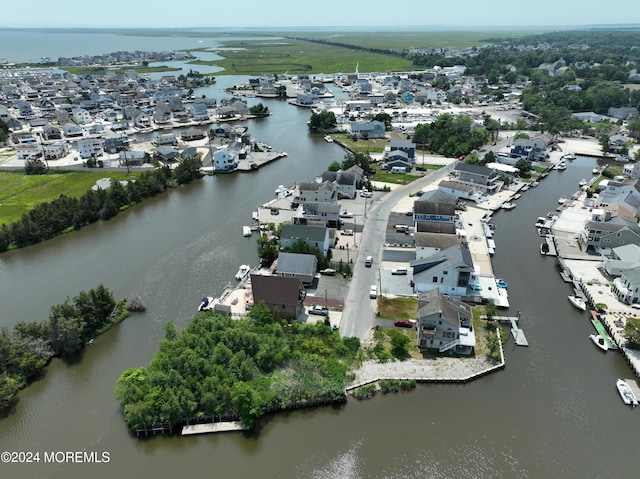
192, 37, 414, 75
0, 170, 141, 225
372, 171, 422, 185
377, 296, 418, 320
334, 134, 388, 154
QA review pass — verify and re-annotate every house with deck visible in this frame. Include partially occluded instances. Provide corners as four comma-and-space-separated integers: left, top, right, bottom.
410, 244, 474, 296
274, 252, 318, 285
453, 162, 502, 194
280, 224, 331, 256
416, 288, 475, 355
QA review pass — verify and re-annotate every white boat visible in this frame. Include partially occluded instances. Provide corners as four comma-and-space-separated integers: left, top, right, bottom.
235, 264, 251, 280
589, 334, 608, 352
616, 379, 638, 407
501, 202, 516, 210
242, 226, 252, 237
563, 152, 576, 160
568, 295, 587, 311
558, 197, 568, 205
579, 179, 588, 187
554, 162, 567, 170
592, 168, 600, 175
198, 296, 215, 312
531, 181, 539, 187
324, 135, 334, 143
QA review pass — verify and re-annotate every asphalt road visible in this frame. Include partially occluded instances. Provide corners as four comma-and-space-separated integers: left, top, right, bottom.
339, 164, 455, 340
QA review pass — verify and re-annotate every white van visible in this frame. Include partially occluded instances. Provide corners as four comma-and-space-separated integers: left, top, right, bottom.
365, 256, 373, 267
390, 166, 406, 174
391, 267, 408, 275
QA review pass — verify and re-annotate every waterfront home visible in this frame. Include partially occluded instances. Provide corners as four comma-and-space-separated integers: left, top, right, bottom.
250, 274, 306, 320
293, 180, 339, 206
580, 213, 640, 254
416, 288, 476, 355
349, 120, 385, 139
596, 179, 640, 219
274, 252, 318, 285
453, 162, 503, 194
437, 179, 480, 202
133, 111, 152, 129
321, 171, 357, 199
602, 244, 640, 277
293, 201, 341, 229
413, 199, 457, 227
280, 224, 331, 256
415, 232, 463, 260
181, 127, 206, 141
410, 244, 475, 296
212, 148, 238, 172
612, 269, 640, 306
189, 103, 209, 122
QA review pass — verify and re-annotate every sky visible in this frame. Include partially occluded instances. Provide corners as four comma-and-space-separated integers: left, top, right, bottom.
0, 0, 638, 29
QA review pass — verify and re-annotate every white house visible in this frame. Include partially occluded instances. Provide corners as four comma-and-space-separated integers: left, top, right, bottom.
410, 244, 475, 296
72, 108, 92, 125
77, 138, 103, 159
213, 148, 238, 172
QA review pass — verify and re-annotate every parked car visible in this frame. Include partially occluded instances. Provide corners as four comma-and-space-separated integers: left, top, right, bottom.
391, 267, 408, 275
308, 305, 329, 316
369, 285, 377, 299
339, 210, 354, 218
394, 319, 413, 328
319, 268, 337, 276
341, 229, 354, 236
360, 190, 373, 198
364, 256, 373, 267
415, 166, 427, 172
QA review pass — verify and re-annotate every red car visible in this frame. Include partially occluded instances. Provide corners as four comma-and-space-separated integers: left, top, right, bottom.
394, 319, 413, 328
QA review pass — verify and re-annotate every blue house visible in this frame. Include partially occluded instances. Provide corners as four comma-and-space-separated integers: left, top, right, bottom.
400, 91, 415, 103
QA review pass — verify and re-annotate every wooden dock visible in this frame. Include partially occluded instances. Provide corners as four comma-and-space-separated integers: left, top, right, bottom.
181, 421, 248, 436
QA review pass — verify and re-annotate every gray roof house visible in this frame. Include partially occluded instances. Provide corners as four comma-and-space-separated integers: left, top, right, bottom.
416, 288, 476, 355
274, 252, 318, 285
603, 244, 640, 277
349, 120, 385, 139
321, 171, 357, 199
250, 274, 306, 320
280, 224, 331, 256
580, 215, 640, 254
410, 244, 474, 296
612, 269, 640, 306
415, 232, 463, 260
454, 162, 502, 194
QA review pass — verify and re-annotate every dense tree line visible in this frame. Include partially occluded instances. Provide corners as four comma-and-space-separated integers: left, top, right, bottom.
248, 102, 270, 117
0, 157, 203, 252
412, 114, 489, 157
0, 285, 120, 414
0, 118, 9, 145
116, 304, 361, 431
308, 110, 337, 133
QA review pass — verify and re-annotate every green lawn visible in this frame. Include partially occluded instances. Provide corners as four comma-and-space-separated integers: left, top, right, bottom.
372, 171, 423, 185
0, 170, 140, 225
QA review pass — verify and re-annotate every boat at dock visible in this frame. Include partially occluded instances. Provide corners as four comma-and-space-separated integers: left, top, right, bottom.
540, 241, 550, 255
589, 333, 608, 352
562, 152, 576, 160
501, 202, 516, 210
558, 197, 568, 205
568, 295, 587, 311
235, 264, 250, 281
579, 179, 588, 187
554, 161, 567, 170
324, 135, 334, 143
616, 379, 638, 407
198, 296, 216, 312
242, 226, 252, 237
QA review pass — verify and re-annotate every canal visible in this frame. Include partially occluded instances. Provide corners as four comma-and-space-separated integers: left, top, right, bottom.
1, 77, 638, 478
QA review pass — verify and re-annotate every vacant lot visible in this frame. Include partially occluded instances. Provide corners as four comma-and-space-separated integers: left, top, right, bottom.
0, 170, 140, 225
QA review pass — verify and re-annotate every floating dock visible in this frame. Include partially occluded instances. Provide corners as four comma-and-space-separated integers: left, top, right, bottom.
510, 319, 528, 346
181, 421, 248, 436
590, 313, 617, 350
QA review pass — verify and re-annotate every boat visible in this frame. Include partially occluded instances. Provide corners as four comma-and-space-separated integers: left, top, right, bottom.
579, 179, 588, 187
242, 226, 251, 237
540, 242, 550, 255
563, 152, 576, 160
501, 202, 516, 210
554, 162, 567, 170
531, 181, 539, 187
589, 334, 609, 352
324, 135, 334, 143
198, 296, 215, 312
558, 197, 568, 205
235, 264, 250, 280
568, 295, 587, 311
592, 168, 600, 175
616, 379, 638, 407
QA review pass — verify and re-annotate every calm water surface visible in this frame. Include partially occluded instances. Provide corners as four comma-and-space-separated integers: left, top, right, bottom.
0, 32, 638, 479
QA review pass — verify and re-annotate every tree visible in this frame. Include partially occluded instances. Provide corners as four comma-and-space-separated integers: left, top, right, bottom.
515, 159, 533, 177
625, 317, 640, 349
24, 158, 47, 175
308, 110, 336, 133
327, 161, 341, 172
388, 330, 411, 359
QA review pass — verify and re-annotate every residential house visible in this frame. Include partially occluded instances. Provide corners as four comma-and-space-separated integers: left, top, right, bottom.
280, 224, 331, 256
133, 111, 152, 129
42, 123, 62, 141
580, 212, 640, 254
181, 127, 206, 141
415, 288, 475, 355
103, 134, 128, 154
15, 143, 43, 160
602, 244, 640, 277
190, 102, 209, 122
213, 148, 238, 172
437, 179, 480, 202
410, 244, 475, 296
612, 269, 640, 306
293, 180, 339, 206
62, 122, 83, 138
321, 171, 357, 199
77, 138, 103, 159
43, 141, 69, 161
349, 120, 385, 139
274, 252, 318, 285
415, 232, 463, 260
453, 162, 502, 194
72, 107, 92, 125
385, 150, 412, 173
119, 150, 146, 167
250, 274, 306, 320
293, 202, 342, 228
608, 107, 638, 120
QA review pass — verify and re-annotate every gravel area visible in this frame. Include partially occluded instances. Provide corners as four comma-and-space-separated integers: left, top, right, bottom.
347, 356, 501, 389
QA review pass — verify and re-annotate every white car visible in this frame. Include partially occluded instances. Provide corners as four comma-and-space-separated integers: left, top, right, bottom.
360, 190, 373, 198
369, 285, 378, 299
341, 229, 354, 236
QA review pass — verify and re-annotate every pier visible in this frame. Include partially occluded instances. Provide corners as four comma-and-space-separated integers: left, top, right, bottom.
480, 315, 528, 346
181, 421, 248, 436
